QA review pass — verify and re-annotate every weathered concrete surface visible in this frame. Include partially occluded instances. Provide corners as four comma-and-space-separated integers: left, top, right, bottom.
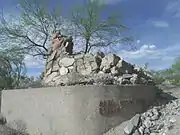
1, 85, 157, 135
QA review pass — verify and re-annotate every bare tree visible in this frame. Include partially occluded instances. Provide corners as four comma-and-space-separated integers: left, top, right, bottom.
0, 0, 64, 59
71, 0, 133, 54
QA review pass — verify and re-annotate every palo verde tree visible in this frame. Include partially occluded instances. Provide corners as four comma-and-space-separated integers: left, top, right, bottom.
0, 45, 26, 89
71, 0, 133, 54
0, 0, 65, 59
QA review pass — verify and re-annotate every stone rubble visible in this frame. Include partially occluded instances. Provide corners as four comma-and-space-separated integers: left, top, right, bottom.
43, 51, 154, 86
104, 95, 180, 135
41, 33, 155, 87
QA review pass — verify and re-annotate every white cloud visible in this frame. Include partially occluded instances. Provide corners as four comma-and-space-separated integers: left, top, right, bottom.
165, 0, 180, 18
90, 0, 124, 4
150, 20, 169, 28
118, 44, 180, 70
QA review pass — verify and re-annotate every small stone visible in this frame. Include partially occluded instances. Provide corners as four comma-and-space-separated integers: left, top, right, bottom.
152, 108, 159, 116
131, 114, 141, 127
90, 61, 98, 71
130, 74, 138, 84
52, 63, 60, 72
44, 72, 58, 84
132, 130, 140, 135
59, 57, 75, 67
122, 74, 133, 79
151, 115, 159, 121
100, 54, 120, 70
98, 71, 104, 74
143, 119, 152, 129
147, 111, 153, 117
169, 117, 176, 123
78, 63, 92, 75
144, 128, 150, 134
138, 126, 144, 135
124, 114, 140, 135
46, 60, 53, 70
150, 133, 158, 135
157, 123, 164, 130
59, 66, 69, 75
46, 68, 52, 76
110, 66, 119, 75
117, 77, 123, 84
124, 122, 134, 135
47, 50, 57, 62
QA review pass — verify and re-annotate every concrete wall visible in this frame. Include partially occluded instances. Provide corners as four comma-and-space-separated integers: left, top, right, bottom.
1, 85, 157, 135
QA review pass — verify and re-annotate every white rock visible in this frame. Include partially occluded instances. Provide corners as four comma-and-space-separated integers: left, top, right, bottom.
59, 57, 75, 67
59, 66, 69, 75
44, 72, 58, 84
100, 54, 120, 70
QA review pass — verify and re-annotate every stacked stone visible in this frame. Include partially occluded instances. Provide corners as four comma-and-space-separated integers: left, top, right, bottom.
42, 51, 154, 86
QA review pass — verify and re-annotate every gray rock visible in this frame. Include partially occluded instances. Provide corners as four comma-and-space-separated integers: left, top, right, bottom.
130, 74, 138, 84
131, 114, 141, 127
47, 50, 56, 62
44, 72, 59, 84
52, 63, 60, 72
59, 57, 75, 67
84, 53, 95, 62
110, 66, 119, 75
77, 62, 92, 75
46, 60, 53, 70
74, 53, 84, 59
124, 122, 134, 135
117, 77, 123, 84
138, 126, 145, 135
144, 128, 150, 134
46, 68, 52, 76
100, 54, 120, 70
67, 66, 74, 72
151, 115, 159, 121
90, 61, 98, 71
54, 75, 69, 86
133, 130, 141, 135
143, 119, 152, 129
150, 133, 158, 135
0, 114, 6, 125
124, 114, 140, 135
116, 60, 133, 74
59, 66, 69, 75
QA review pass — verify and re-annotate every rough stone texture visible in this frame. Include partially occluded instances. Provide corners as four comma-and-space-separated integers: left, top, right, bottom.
104, 85, 180, 135
42, 40, 154, 86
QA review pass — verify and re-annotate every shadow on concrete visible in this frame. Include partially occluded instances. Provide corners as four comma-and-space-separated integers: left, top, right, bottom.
148, 85, 178, 108
104, 85, 179, 134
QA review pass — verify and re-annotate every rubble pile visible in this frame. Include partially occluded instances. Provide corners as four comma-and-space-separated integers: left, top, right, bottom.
42, 32, 154, 87
104, 93, 180, 135
42, 51, 155, 86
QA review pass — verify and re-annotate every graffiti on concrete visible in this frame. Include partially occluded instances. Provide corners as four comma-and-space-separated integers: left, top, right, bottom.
99, 98, 145, 116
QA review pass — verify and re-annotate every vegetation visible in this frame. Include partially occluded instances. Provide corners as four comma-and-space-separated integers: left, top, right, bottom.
0, 46, 26, 90
71, 0, 133, 53
0, 0, 63, 59
148, 56, 180, 85
0, 0, 132, 58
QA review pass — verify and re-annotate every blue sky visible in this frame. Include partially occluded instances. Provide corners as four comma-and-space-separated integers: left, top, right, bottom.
1, 0, 180, 77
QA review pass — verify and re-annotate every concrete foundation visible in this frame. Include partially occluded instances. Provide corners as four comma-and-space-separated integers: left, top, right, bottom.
1, 85, 157, 135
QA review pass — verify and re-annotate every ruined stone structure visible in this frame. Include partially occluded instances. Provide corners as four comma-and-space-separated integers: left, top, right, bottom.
42, 33, 154, 87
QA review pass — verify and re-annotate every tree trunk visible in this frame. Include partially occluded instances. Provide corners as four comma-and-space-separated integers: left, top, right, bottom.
84, 38, 90, 54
